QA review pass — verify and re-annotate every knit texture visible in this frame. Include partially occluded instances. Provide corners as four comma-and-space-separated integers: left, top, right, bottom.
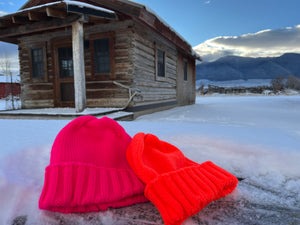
39, 116, 148, 213
126, 133, 238, 225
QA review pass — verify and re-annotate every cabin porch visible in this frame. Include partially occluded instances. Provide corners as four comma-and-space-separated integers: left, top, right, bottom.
0, 107, 133, 120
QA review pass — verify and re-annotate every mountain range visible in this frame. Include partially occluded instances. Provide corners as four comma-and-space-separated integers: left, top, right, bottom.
196, 53, 300, 81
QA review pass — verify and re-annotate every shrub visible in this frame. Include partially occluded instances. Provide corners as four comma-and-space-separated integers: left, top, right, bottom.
271, 77, 285, 92
285, 75, 300, 90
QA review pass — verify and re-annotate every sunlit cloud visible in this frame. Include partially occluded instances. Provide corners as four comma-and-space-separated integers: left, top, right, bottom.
193, 25, 300, 62
205, 0, 211, 4
0, 11, 7, 16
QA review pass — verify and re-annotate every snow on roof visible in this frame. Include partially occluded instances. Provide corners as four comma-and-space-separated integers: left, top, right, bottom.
63, 0, 115, 14
127, 0, 197, 56
0, 1, 59, 17
0, 0, 114, 18
118, 0, 144, 9
192, 49, 202, 60
126, 0, 193, 48
2, 0, 197, 57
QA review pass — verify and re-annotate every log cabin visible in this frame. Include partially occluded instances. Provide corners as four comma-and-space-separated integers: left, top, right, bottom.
0, 0, 200, 114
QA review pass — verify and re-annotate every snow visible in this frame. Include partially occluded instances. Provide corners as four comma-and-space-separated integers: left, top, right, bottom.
0, 97, 21, 111
0, 107, 121, 115
0, 75, 20, 83
123, 0, 197, 57
1, 95, 300, 224
63, 0, 115, 14
1, 0, 114, 19
0, 100, 7, 110
196, 79, 272, 89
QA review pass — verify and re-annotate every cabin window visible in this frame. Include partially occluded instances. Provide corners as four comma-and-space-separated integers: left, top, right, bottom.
31, 48, 44, 79
184, 60, 188, 81
58, 47, 74, 78
157, 48, 165, 78
90, 32, 115, 78
94, 38, 110, 74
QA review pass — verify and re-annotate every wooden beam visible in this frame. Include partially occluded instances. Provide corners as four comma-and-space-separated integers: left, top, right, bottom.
0, 15, 81, 39
0, 37, 18, 44
0, 20, 13, 28
67, 4, 117, 20
46, 7, 68, 19
11, 16, 29, 24
72, 21, 86, 112
28, 12, 47, 21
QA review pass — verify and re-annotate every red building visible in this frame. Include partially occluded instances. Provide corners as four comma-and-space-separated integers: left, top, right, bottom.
0, 76, 21, 99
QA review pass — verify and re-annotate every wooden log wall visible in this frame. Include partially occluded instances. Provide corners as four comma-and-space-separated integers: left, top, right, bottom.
84, 20, 135, 107
19, 33, 57, 108
18, 17, 195, 110
176, 52, 196, 105
131, 22, 178, 107
18, 20, 135, 109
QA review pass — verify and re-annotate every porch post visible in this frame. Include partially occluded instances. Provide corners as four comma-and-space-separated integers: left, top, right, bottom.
72, 20, 86, 113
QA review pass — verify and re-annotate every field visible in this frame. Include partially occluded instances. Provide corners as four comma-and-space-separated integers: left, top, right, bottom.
1, 95, 300, 224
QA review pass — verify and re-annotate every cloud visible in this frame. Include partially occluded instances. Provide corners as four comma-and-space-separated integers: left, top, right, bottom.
194, 25, 300, 62
0, 42, 19, 74
8, 1, 14, 6
205, 0, 211, 4
0, 11, 7, 16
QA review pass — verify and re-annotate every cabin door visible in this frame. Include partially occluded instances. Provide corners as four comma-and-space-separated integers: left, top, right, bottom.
54, 43, 75, 107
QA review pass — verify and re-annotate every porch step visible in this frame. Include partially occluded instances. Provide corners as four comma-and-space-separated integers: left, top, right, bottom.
0, 107, 134, 121
103, 111, 134, 121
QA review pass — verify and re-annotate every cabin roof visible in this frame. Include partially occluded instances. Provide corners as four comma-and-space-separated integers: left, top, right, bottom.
0, 1, 118, 43
1, 1, 116, 20
0, 0, 200, 59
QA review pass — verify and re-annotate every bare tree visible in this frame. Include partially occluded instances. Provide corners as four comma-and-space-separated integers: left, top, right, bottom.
286, 75, 300, 90
271, 77, 285, 92
0, 53, 15, 110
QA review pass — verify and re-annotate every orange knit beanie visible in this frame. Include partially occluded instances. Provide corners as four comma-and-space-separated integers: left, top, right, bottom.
126, 133, 238, 225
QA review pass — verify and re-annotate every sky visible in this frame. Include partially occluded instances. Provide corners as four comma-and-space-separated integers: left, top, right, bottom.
134, 0, 300, 61
0, 0, 300, 71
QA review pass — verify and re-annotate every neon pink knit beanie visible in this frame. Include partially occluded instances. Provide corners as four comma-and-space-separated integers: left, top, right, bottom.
39, 116, 148, 213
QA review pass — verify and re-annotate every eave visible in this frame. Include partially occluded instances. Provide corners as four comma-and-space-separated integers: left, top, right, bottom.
0, 1, 117, 44
5, 0, 200, 59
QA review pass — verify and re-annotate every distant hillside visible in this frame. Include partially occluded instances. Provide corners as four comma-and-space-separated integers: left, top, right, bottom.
196, 53, 300, 81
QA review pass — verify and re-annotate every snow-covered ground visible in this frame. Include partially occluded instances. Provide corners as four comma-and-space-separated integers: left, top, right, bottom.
0, 75, 20, 83
1, 96, 300, 225
0, 98, 21, 111
196, 79, 272, 89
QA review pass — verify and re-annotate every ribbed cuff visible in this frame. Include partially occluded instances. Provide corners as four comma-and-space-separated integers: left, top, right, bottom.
39, 162, 148, 213
145, 161, 238, 225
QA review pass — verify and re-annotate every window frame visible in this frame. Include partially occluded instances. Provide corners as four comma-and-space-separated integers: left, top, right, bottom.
155, 46, 167, 81
57, 46, 74, 79
29, 43, 48, 82
183, 59, 188, 81
90, 32, 115, 79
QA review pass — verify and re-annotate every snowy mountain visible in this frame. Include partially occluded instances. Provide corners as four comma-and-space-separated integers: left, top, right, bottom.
196, 53, 300, 81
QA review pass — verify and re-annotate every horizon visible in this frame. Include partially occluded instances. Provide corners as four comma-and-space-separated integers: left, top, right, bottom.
199, 51, 300, 62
